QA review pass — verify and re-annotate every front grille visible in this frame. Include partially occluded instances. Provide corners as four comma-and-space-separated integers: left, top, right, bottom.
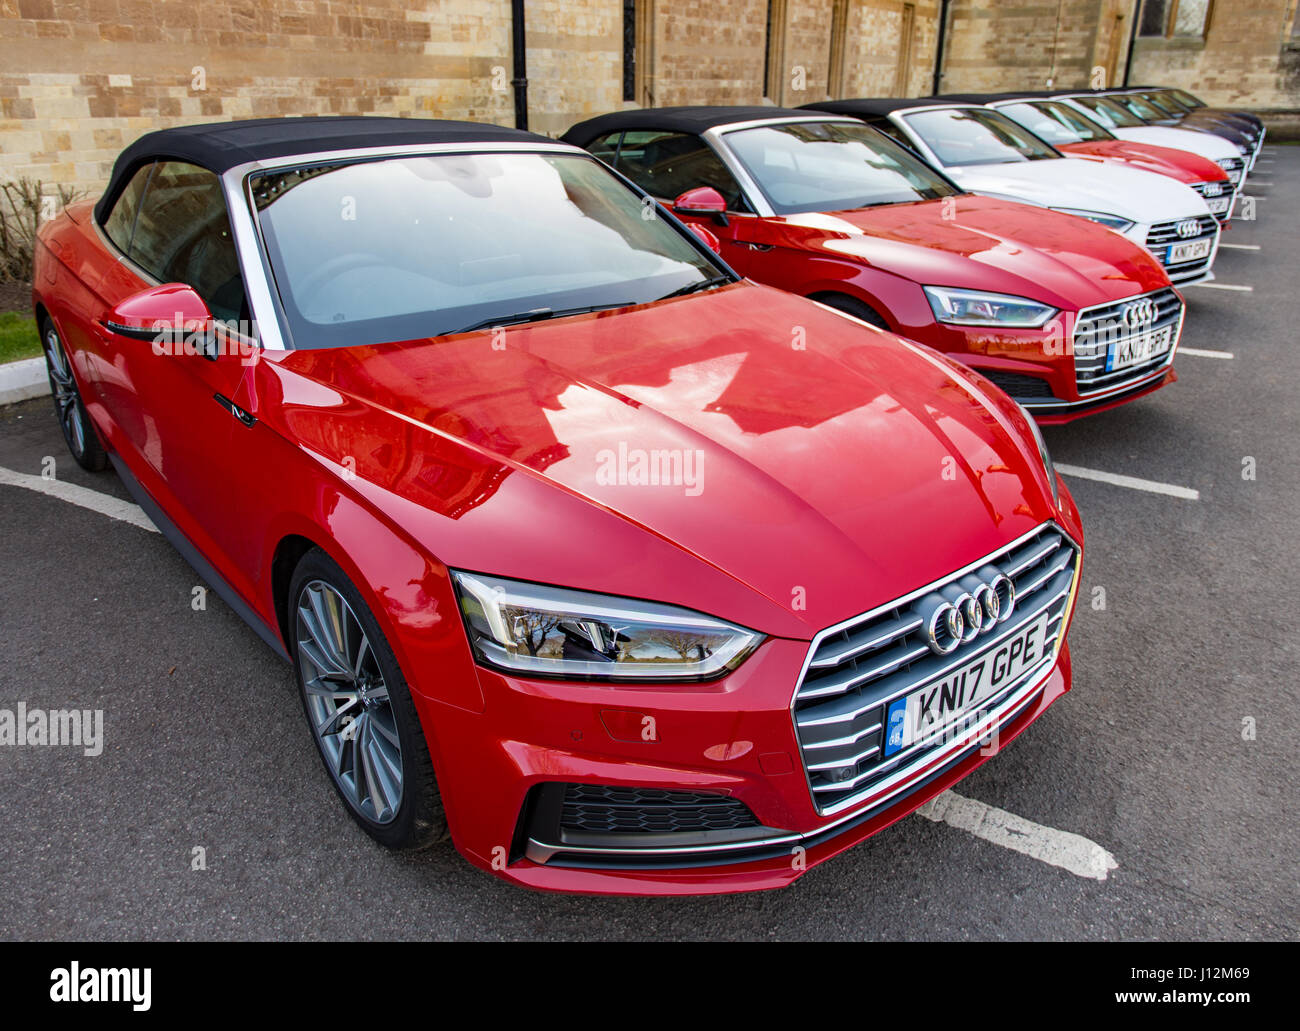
979, 369, 1057, 401
1218, 156, 1245, 184
792, 523, 1079, 815
559, 784, 760, 834
1073, 286, 1182, 396
1189, 180, 1234, 224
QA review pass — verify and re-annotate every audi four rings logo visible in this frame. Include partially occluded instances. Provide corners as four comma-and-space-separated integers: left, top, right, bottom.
1176, 219, 1201, 238
918, 572, 1017, 656
1202, 182, 1223, 197
1122, 298, 1157, 328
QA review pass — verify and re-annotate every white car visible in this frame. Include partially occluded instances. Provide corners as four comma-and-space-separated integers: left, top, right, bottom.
805, 99, 1221, 286
1050, 92, 1247, 188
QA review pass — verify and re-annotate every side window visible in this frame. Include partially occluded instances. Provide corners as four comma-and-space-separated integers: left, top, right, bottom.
586, 131, 623, 165
603, 130, 748, 212
869, 119, 914, 150
102, 163, 154, 255
130, 161, 248, 324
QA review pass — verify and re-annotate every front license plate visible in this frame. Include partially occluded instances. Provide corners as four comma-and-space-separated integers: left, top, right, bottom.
1226, 170, 1242, 184
1106, 324, 1173, 372
883, 612, 1051, 757
1166, 237, 1212, 264
1205, 196, 1231, 215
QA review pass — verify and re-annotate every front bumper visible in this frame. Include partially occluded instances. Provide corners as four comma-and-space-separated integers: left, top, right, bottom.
415, 509, 1083, 895
909, 289, 1183, 424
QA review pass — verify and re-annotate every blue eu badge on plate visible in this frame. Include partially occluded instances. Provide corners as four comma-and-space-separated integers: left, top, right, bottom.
884, 697, 907, 757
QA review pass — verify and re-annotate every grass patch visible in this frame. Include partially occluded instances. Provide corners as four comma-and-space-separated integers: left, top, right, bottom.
0, 311, 41, 364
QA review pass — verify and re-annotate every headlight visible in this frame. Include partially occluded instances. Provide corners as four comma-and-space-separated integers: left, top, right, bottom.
1018, 403, 1060, 506
1049, 207, 1136, 232
451, 571, 763, 680
923, 286, 1058, 328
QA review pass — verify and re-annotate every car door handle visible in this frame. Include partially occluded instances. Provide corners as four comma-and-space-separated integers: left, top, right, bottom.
213, 393, 255, 427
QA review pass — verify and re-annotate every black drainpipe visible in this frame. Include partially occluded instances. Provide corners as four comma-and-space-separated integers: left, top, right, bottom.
931, 0, 952, 96
1121, 0, 1142, 87
511, 0, 528, 130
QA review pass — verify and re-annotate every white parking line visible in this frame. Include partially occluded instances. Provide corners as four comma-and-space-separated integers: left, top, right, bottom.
1179, 347, 1234, 359
917, 790, 1118, 881
1218, 243, 1260, 251
0, 465, 157, 533
1186, 282, 1253, 292
1055, 463, 1199, 500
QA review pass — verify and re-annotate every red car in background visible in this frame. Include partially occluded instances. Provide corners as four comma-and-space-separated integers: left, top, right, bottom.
33, 117, 1083, 895
564, 107, 1184, 422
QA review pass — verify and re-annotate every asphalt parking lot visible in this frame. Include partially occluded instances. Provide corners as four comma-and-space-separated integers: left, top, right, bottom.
0, 148, 1296, 942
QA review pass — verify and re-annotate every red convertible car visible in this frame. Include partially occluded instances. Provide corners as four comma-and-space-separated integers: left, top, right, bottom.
33, 117, 1083, 895
563, 107, 1185, 422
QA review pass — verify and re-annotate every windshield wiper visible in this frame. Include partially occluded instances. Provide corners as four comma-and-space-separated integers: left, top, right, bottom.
656, 275, 733, 301
445, 301, 631, 336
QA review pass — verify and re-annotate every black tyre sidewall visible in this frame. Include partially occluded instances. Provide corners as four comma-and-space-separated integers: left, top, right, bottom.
41, 319, 108, 472
288, 548, 446, 851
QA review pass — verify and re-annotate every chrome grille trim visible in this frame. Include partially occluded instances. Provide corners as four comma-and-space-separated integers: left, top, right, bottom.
1189, 180, 1236, 224
1072, 286, 1184, 397
790, 523, 1080, 816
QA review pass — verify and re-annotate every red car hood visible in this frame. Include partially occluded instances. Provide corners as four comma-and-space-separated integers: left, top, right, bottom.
780, 194, 1169, 310
1058, 139, 1228, 185
260, 282, 1061, 637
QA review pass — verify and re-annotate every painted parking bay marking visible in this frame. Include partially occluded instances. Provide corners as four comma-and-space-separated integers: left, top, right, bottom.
0, 465, 157, 532
1055, 463, 1199, 501
918, 789, 1119, 881
1179, 347, 1234, 359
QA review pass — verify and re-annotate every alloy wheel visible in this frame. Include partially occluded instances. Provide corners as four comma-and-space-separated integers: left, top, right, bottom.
295, 579, 404, 824
44, 325, 86, 457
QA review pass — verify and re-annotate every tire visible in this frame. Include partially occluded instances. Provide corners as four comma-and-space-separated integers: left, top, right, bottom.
288, 548, 448, 851
41, 318, 108, 472
813, 293, 891, 330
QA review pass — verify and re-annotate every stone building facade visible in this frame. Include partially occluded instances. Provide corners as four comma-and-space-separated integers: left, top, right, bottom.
1, 0, 1296, 197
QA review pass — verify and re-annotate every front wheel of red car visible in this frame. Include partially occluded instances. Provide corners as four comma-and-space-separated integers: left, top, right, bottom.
41, 319, 108, 472
289, 549, 447, 851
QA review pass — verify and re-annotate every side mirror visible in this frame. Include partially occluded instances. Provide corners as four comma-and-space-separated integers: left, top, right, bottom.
103, 283, 216, 358
673, 186, 729, 227
685, 223, 722, 254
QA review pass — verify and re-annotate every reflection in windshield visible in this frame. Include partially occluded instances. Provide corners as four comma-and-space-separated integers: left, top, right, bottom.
997, 102, 1112, 144
252, 152, 724, 349
724, 121, 958, 215
904, 108, 1060, 167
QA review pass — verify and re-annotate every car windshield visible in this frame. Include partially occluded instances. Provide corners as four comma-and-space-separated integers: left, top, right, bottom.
1170, 89, 1205, 108
722, 120, 958, 214
250, 151, 725, 349
1136, 91, 1188, 115
902, 108, 1060, 166
1069, 96, 1146, 129
1112, 93, 1169, 121
997, 102, 1113, 144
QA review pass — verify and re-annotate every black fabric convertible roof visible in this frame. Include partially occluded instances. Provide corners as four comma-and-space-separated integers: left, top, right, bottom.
560, 106, 829, 148
798, 97, 971, 118
94, 116, 544, 223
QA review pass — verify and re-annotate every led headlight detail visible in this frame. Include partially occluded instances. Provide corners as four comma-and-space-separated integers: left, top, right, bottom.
1049, 207, 1136, 232
451, 571, 763, 680
923, 286, 1058, 328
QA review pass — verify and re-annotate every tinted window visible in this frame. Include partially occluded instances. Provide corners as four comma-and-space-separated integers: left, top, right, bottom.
102, 164, 153, 255
131, 161, 247, 323
997, 102, 1112, 144
723, 120, 958, 214
601, 131, 746, 210
1070, 96, 1145, 129
251, 152, 726, 349
903, 108, 1060, 166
